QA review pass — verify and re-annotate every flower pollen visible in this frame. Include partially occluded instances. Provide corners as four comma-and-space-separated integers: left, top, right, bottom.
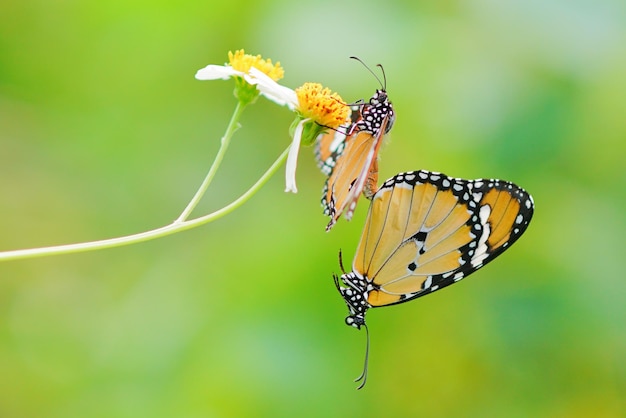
295, 83, 350, 129
228, 49, 284, 81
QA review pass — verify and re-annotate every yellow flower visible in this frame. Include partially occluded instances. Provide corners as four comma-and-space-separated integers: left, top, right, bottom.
295, 83, 350, 130
285, 83, 350, 193
195, 49, 285, 105
227, 50, 284, 81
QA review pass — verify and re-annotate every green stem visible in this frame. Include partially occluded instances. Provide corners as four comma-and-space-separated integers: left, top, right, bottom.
177, 101, 246, 221
0, 146, 290, 262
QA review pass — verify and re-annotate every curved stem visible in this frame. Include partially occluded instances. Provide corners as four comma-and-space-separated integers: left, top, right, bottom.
177, 101, 246, 221
0, 146, 290, 263
174, 146, 289, 228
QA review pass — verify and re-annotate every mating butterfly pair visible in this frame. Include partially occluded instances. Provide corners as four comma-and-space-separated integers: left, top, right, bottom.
314, 59, 534, 389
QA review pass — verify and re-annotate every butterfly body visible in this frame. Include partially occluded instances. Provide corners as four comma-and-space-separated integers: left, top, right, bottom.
335, 169, 534, 329
317, 89, 395, 230
346, 89, 395, 137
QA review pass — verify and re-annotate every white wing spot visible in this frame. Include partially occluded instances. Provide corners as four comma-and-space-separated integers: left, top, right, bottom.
423, 276, 433, 289
471, 205, 491, 268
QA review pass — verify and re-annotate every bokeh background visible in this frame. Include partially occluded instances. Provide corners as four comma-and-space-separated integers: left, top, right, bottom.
1, 0, 625, 417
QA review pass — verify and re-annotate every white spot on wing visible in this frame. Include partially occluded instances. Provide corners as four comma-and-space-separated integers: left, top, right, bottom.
423, 276, 433, 289
329, 131, 346, 152
471, 204, 491, 267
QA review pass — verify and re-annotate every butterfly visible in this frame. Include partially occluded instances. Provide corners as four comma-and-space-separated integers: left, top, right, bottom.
315, 58, 395, 231
333, 169, 534, 389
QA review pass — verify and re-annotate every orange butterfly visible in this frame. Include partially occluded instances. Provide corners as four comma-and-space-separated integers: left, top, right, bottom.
334, 169, 534, 388
315, 59, 395, 231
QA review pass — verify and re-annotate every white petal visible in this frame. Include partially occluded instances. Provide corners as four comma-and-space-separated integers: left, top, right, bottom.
195, 65, 243, 80
248, 67, 298, 109
284, 118, 310, 193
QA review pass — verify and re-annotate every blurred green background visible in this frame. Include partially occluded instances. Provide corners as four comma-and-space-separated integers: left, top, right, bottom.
1, 0, 625, 417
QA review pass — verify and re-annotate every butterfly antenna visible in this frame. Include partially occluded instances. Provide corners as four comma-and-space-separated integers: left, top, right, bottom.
355, 323, 370, 390
350, 56, 385, 90
376, 63, 387, 91
338, 249, 347, 274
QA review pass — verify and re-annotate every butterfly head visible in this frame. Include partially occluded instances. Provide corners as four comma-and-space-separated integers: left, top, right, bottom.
369, 89, 389, 106
347, 56, 395, 135
345, 312, 366, 329
361, 89, 395, 135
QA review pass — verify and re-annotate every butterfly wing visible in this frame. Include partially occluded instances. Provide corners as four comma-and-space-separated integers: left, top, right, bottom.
352, 170, 534, 307
315, 123, 350, 177
319, 89, 394, 231
321, 124, 389, 231
315, 102, 363, 175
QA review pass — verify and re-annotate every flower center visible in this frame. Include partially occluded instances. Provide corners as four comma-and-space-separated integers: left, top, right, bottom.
295, 83, 350, 129
228, 49, 284, 81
